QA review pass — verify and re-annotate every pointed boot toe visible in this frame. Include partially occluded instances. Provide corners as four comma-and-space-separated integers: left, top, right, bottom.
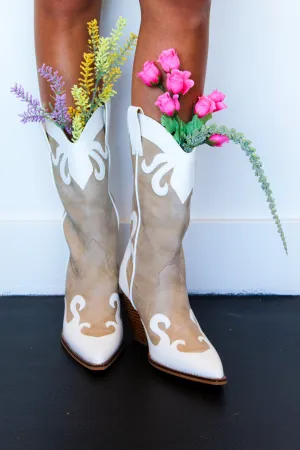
62, 294, 123, 370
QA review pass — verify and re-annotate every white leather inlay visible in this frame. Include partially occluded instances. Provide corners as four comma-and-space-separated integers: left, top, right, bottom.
104, 102, 120, 228
140, 113, 197, 204
119, 211, 138, 300
144, 311, 224, 380
126, 107, 197, 204
46, 107, 107, 190
62, 293, 123, 365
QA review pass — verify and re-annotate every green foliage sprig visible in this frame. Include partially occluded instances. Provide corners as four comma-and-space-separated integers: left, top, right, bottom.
184, 124, 288, 254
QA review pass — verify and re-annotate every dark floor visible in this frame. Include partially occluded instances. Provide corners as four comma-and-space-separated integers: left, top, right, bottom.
1, 296, 300, 450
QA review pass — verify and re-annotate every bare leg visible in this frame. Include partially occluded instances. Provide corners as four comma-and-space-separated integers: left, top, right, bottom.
132, 0, 211, 122
34, 0, 102, 107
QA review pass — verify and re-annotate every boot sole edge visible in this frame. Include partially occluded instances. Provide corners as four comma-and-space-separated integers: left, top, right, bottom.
61, 336, 123, 371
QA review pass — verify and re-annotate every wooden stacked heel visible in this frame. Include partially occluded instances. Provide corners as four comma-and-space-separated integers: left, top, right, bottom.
123, 295, 148, 346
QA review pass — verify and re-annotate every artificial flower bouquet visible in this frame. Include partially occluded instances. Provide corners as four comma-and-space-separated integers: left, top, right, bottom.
11, 17, 137, 142
138, 48, 287, 254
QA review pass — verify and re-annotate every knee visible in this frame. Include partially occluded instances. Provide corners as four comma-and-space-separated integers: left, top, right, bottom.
141, 0, 211, 30
187, 0, 211, 26
39, 0, 95, 20
180, 0, 211, 30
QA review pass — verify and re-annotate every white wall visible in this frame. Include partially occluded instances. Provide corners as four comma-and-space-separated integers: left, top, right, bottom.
0, 0, 299, 295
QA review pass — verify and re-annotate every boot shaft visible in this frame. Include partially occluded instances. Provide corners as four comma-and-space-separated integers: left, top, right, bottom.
44, 105, 121, 342
45, 106, 118, 267
126, 107, 197, 295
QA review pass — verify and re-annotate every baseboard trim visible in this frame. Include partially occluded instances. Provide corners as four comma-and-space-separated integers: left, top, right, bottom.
0, 219, 298, 295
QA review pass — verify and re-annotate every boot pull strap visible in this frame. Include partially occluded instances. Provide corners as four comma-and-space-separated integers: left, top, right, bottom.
127, 106, 144, 156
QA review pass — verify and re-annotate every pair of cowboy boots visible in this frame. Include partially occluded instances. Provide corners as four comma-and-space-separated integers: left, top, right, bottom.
44, 103, 226, 385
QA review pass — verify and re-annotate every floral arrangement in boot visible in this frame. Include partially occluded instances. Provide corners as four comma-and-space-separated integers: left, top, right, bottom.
11, 17, 137, 142
137, 48, 287, 254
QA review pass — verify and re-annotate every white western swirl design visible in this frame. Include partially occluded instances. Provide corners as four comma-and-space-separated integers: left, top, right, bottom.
143, 311, 224, 379
62, 293, 122, 365
119, 211, 138, 300
51, 136, 107, 189
46, 107, 107, 190
138, 113, 197, 204
146, 310, 211, 351
141, 154, 173, 197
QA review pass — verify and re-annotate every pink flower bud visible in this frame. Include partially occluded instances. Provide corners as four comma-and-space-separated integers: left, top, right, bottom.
215, 102, 227, 112
194, 96, 216, 118
172, 94, 180, 111
166, 69, 195, 95
208, 89, 226, 103
157, 48, 180, 72
155, 92, 180, 117
209, 134, 230, 147
137, 61, 161, 86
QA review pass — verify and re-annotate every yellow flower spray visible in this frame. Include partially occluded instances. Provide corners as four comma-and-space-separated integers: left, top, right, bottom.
70, 17, 138, 141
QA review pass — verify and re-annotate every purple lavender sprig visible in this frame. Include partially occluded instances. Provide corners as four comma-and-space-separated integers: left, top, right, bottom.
10, 83, 50, 123
38, 64, 72, 134
11, 65, 72, 135
50, 93, 72, 135
38, 64, 65, 94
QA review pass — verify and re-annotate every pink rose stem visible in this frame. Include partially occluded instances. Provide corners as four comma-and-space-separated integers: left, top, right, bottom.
131, 1, 211, 122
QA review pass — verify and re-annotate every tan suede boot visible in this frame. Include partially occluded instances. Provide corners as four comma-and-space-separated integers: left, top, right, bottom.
120, 106, 226, 384
44, 104, 123, 370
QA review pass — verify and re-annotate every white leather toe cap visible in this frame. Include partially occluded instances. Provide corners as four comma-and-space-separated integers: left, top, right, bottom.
150, 346, 225, 381
62, 323, 123, 366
